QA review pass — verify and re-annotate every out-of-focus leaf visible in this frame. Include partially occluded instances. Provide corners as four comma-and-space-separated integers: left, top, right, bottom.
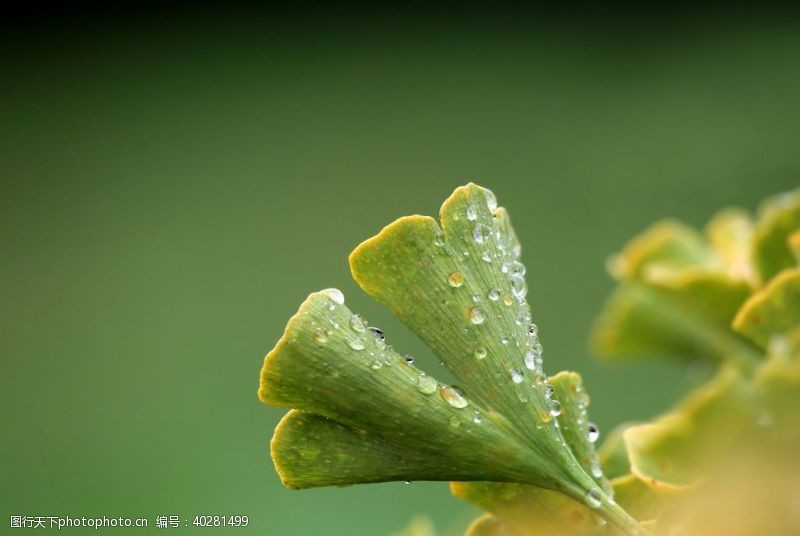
465, 515, 514, 536
452, 482, 601, 536
705, 208, 757, 284
591, 276, 760, 370
260, 291, 561, 488
597, 423, 635, 480
732, 268, 800, 349
606, 220, 714, 281
390, 516, 437, 536
623, 368, 755, 491
751, 188, 800, 283
789, 229, 800, 264
609, 474, 668, 523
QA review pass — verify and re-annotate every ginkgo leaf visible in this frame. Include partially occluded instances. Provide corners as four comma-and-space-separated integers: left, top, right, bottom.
348, 184, 619, 511
751, 188, 800, 283
260, 290, 568, 488
465, 514, 513, 536
705, 208, 757, 284
591, 276, 760, 370
609, 474, 671, 523
732, 268, 800, 349
605, 220, 714, 281
452, 482, 601, 536
623, 367, 755, 491
549, 372, 609, 492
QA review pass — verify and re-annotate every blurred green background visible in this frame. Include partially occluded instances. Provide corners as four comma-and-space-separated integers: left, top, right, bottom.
2, 5, 799, 534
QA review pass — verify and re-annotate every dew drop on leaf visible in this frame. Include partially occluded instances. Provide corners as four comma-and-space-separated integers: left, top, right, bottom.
448, 272, 464, 288
440, 385, 469, 409
487, 288, 500, 301
549, 399, 562, 417
466, 205, 478, 221
367, 327, 385, 341
588, 422, 599, 443
345, 335, 364, 350
510, 274, 527, 299
585, 488, 603, 508
473, 346, 488, 360
510, 369, 524, 384
321, 288, 345, 305
416, 374, 437, 395
350, 314, 366, 333
473, 223, 490, 244
469, 306, 486, 325
313, 328, 328, 343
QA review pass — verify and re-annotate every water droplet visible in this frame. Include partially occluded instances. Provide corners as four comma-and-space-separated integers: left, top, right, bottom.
404, 480, 411, 485
404, 354, 414, 365
466, 205, 478, 221
500, 336, 509, 345
588, 423, 599, 443
517, 311, 531, 325
549, 399, 562, 417
469, 307, 486, 325
321, 288, 345, 305
510, 369, 524, 384
510, 274, 527, 299
473, 223, 490, 244
528, 323, 538, 337
448, 272, 464, 288
350, 314, 366, 333
449, 415, 461, 428
472, 410, 482, 424
501, 261, 510, 274
502, 294, 513, 306
585, 488, 603, 508
538, 409, 552, 423
471, 293, 480, 302
417, 374, 437, 395
590, 458, 603, 478
368, 327, 385, 341
347, 338, 365, 351
487, 288, 500, 301
481, 251, 492, 262
313, 328, 328, 343
508, 260, 526, 276
524, 349, 539, 370
433, 230, 445, 247
512, 243, 522, 258
545, 384, 554, 398
482, 188, 498, 210
440, 386, 469, 409
370, 360, 383, 370
474, 346, 488, 360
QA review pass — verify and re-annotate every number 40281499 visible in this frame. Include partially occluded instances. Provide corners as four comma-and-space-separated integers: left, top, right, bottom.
192, 515, 249, 527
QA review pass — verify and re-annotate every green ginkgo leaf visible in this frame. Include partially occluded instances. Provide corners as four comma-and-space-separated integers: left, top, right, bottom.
751, 188, 800, 283
261, 290, 562, 488
260, 184, 646, 535
451, 373, 610, 534
732, 268, 800, 349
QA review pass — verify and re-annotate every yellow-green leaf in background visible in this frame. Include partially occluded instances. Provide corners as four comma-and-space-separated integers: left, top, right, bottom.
752, 188, 800, 283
